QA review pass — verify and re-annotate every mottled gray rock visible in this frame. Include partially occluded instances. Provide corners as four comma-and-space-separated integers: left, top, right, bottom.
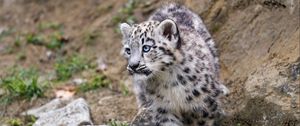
21, 98, 69, 117
24, 98, 92, 126
205, 0, 300, 125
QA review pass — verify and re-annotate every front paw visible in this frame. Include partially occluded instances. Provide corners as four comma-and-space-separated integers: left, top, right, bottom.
131, 108, 155, 126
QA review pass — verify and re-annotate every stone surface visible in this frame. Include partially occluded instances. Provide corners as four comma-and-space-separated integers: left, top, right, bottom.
198, 0, 300, 125
23, 98, 92, 126
177, 0, 300, 125
21, 98, 69, 117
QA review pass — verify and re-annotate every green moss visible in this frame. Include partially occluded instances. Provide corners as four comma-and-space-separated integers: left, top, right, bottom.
77, 74, 111, 92
83, 31, 100, 45
0, 68, 44, 104
108, 119, 129, 126
6, 116, 36, 126
24, 115, 37, 126
97, 4, 113, 15
38, 22, 63, 31
55, 55, 89, 81
26, 34, 45, 45
211, 23, 222, 33
111, 0, 138, 26
14, 36, 21, 47
17, 52, 26, 61
0, 28, 14, 41
8, 118, 23, 126
46, 32, 65, 49
120, 83, 130, 96
26, 31, 66, 50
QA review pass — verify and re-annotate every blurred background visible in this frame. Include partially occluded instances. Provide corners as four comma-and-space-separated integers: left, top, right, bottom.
0, 0, 299, 125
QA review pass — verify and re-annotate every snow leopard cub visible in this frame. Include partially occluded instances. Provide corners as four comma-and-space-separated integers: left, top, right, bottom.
120, 4, 228, 126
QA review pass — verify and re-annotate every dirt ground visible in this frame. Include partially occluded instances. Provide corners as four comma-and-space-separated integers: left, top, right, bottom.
0, 0, 299, 125
0, 0, 138, 124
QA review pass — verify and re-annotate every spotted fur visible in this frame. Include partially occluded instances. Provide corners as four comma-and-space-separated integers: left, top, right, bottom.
120, 3, 228, 126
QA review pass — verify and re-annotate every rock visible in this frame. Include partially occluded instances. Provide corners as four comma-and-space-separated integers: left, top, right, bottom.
96, 57, 108, 72
21, 98, 69, 117
206, 0, 300, 125
39, 51, 56, 63
73, 78, 87, 85
46, 51, 55, 60
0, 27, 8, 35
23, 98, 92, 126
35, 98, 92, 126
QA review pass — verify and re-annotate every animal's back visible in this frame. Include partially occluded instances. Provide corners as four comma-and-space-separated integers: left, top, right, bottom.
149, 4, 220, 77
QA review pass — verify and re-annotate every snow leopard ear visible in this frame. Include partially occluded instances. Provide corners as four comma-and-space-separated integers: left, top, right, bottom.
120, 23, 132, 38
157, 19, 179, 41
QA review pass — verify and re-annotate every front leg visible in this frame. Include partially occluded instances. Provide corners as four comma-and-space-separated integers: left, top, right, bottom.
131, 108, 156, 126
131, 108, 182, 126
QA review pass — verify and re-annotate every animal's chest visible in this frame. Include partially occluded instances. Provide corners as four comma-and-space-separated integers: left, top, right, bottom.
151, 73, 197, 111
160, 85, 190, 110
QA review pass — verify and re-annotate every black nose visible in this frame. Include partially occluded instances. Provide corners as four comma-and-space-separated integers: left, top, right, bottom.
129, 63, 139, 70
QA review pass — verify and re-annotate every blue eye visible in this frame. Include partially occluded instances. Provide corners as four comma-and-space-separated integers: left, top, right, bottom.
143, 45, 151, 52
125, 48, 131, 55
